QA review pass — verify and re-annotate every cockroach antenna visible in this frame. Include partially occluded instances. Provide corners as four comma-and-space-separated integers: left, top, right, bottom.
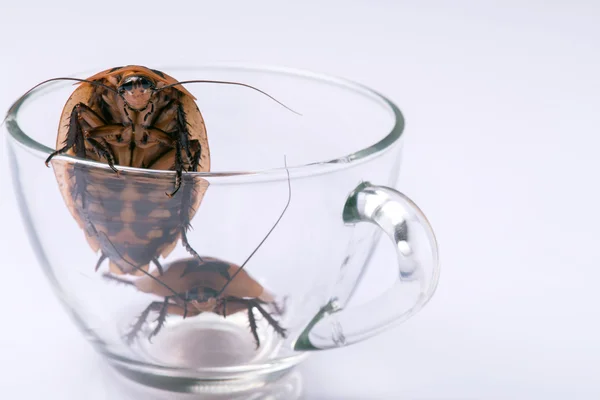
156, 80, 302, 116
216, 155, 292, 297
3, 77, 119, 125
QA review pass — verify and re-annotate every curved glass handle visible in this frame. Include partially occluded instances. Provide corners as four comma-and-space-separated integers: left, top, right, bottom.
294, 181, 440, 351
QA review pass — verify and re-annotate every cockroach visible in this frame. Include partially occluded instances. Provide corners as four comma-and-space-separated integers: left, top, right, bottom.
103, 161, 292, 348
47, 65, 213, 197
104, 257, 287, 348
7, 65, 296, 276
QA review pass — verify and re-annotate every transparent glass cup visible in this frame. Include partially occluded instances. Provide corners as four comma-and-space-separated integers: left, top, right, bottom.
3, 64, 440, 393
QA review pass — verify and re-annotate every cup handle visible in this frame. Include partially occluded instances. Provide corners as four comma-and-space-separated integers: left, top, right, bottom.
294, 181, 440, 351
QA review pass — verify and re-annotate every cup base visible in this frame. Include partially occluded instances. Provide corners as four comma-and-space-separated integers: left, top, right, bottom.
99, 313, 308, 395
104, 360, 304, 399
129, 312, 281, 369
92, 302, 309, 394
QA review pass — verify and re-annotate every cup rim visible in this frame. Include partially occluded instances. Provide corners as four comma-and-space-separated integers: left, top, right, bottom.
4, 62, 405, 179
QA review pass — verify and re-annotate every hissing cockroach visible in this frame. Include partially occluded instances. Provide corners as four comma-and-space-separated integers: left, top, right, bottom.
104, 159, 292, 347
104, 257, 287, 347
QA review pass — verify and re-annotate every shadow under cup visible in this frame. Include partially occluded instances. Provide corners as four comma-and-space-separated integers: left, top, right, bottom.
4, 64, 439, 392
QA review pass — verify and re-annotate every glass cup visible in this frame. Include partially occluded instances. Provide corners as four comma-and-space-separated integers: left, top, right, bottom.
3, 63, 440, 393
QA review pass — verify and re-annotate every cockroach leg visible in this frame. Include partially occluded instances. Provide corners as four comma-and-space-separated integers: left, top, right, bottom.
125, 301, 164, 344
176, 174, 205, 264
247, 304, 260, 349
102, 138, 118, 171
176, 102, 193, 161
87, 124, 126, 141
189, 141, 201, 172
182, 303, 188, 319
166, 140, 184, 197
94, 252, 107, 272
45, 146, 69, 167
101, 272, 135, 287
152, 257, 164, 275
149, 297, 170, 341
87, 125, 127, 174
221, 298, 228, 318
136, 128, 174, 148
86, 137, 119, 173
45, 103, 89, 166
46, 102, 120, 173
180, 227, 204, 263
248, 299, 287, 338
225, 298, 287, 348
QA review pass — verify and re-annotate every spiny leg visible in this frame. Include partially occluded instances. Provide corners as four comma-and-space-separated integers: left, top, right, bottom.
248, 299, 287, 338
163, 99, 201, 196
102, 138, 118, 167
180, 226, 204, 263
176, 102, 193, 162
149, 99, 198, 179
101, 272, 135, 287
45, 145, 70, 166
247, 305, 260, 349
124, 301, 164, 344
87, 125, 128, 168
86, 137, 119, 173
189, 145, 201, 172
177, 174, 205, 264
186, 138, 201, 172
166, 139, 184, 197
45, 103, 92, 166
226, 298, 287, 348
149, 297, 170, 341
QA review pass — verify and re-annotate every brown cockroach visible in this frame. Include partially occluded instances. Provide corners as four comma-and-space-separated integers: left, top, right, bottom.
104, 161, 292, 347
8, 65, 296, 276
104, 257, 287, 348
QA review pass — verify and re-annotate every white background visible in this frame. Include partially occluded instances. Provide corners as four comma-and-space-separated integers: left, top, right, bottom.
1, 1, 599, 399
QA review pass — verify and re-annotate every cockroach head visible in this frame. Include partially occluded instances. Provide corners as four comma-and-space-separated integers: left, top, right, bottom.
117, 74, 156, 111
